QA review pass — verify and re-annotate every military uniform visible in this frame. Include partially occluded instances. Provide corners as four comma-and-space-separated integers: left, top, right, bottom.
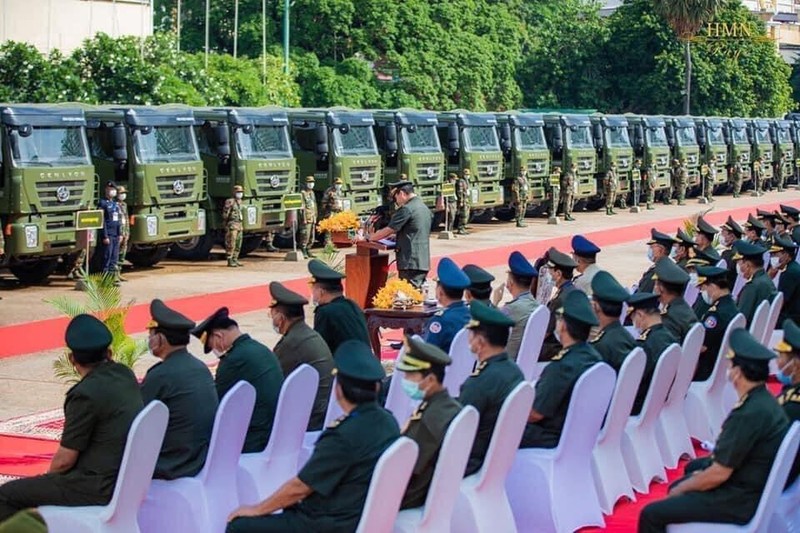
223, 186, 244, 267
502, 251, 539, 360
592, 321, 637, 373
731, 159, 744, 198
511, 171, 529, 227
320, 180, 344, 219
676, 160, 688, 205
455, 171, 471, 234
561, 165, 576, 221
736, 266, 776, 327
547, 166, 561, 218
753, 158, 763, 196
776, 154, 786, 192
116, 185, 130, 278
444, 174, 458, 232
694, 267, 740, 381
425, 302, 470, 354
775, 320, 800, 484
572, 235, 602, 296
387, 188, 432, 288
631, 160, 643, 208
644, 162, 656, 209
662, 298, 697, 341
772, 236, 800, 325
98, 183, 121, 276
541, 248, 578, 361
604, 164, 618, 216
701, 163, 714, 202
314, 295, 370, 354
462, 264, 495, 306
0, 315, 143, 522
298, 176, 318, 258
636, 230, 678, 294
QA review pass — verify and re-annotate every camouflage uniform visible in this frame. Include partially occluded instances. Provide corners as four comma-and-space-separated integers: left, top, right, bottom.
776, 154, 786, 192
630, 159, 642, 208
298, 176, 318, 258
676, 159, 688, 205
223, 187, 244, 267
116, 186, 130, 280
321, 178, 344, 244
455, 170, 471, 234
665, 159, 678, 205
644, 162, 656, 210
561, 164, 576, 221
547, 167, 561, 219
511, 170, 529, 227
704, 161, 715, 202
445, 173, 458, 232
753, 157, 763, 196
732, 158, 744, 197
604, 163, 618, 216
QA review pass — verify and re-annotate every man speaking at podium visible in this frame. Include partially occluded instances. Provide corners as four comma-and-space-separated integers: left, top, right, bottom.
366, 180, 432, 289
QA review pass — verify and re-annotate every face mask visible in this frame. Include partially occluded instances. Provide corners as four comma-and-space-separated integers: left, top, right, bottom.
647, 247, 656, 263
212, 349, 226, 359
669, 248, 677, 260
701, 290, 712, 305
736, 263, 744, 277
335, 185, 342, 193
401, 378, 425, 401
119, 193, 127, 201
770, 256, 781, 269
689, 273, 699, 286
109, 189, 117, 198
777, 360, 794, 386
235, 192, 243, 200
306, 183, 314, 190
554, 319, 562, 344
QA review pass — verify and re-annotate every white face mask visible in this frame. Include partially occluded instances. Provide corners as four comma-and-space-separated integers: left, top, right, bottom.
647, 247, 656, 263
212, 349, 226, 359
770, 256, 781, 269
335, 185, 343, 193
119, 193, 127, 201
701, 290, 712, 305
689, 273, 699, 286
109, 189, 117, 198
306, 183, 314, 190
235, 192, 244, 200
554, 320, 562, 344
736, 262, 745, 277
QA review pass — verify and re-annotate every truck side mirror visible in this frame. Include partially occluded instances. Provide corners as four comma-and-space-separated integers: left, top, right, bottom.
214, 125, 230, 158
665, 124, 675, 147
447, 123, 460, 156
315, 125, 329, 161
112, 124, 127, 169
499, 123, 511, 153
17, 124, 32, 138
384, 124, 398, 156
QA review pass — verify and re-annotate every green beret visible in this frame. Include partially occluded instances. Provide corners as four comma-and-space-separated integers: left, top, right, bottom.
65, 314, 112, 352
395, 334, 451, 372
308, 259, 345, 283
728, 328, 775, 363
776, 319, 800, 353
696, 216, 718, 238
695, 266, 728, 286
269, 281, 308, 307
627, 292, 660, 311
333, 340, 385, 382
654, 259, 690, 287
147, 299, 195, 333
467, 300, 514, 329
190, 307, 237, 354
559, 290, 598, 326
546, 247, 578, 269
591, 270, 630, 304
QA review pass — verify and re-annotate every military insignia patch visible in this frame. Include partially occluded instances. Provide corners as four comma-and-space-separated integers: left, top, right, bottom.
429, 321, 442, 334
704, 316, 717, 329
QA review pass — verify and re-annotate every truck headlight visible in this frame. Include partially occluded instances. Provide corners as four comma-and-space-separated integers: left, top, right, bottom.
146, 216, 158, 237
24, 225, 38, 248
198, 209, 206, 232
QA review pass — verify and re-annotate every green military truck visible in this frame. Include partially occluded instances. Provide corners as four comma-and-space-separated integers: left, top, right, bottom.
694, 117, 730, 190
724, 118, 752, 184
372, 109, 444, 210
746, 118, 774, 183
626, 115, 671, 194
664, 116, 701, 190
169, 107, 296, 260
769, 119, 794, 187
542, 113, 598, 199
590, 114, 634, 205
786, 112, 800, 184
436, 111, 504, 221
0, 104, 95, 283
289, 108, 381, 215
85, 105, 206, 267
495, 112, 550, 218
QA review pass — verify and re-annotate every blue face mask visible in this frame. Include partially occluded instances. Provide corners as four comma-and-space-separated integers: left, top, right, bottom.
777, 361, 794, 386
401, 377, 425, 401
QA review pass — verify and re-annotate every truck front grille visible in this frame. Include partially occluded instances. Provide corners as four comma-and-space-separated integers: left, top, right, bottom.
255, 170, 291, 196
37, 180, 85, 209
349, 166, 379, 189
415, 162, 441, 185
476, 160, 501, 181
156, 174, 197, 200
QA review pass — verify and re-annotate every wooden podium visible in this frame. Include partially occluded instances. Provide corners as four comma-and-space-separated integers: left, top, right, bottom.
345, 241, 390, 309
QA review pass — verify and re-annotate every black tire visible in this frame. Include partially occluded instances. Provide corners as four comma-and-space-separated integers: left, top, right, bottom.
127, 246, 170, 268
431, 211, 445, 231
239, 235, 264, 257
169, 232, 216, 261
493, 207, 515, 222
272, 229, 296, 250
469, 208, 495, 224
9, 258, 58, 284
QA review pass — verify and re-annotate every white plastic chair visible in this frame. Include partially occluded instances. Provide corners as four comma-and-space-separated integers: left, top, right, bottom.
668, 422, 800, 533
394, 407, 480, 533
620, 301, 629, 324
749, 299, 771, 336
300, 376, 342, 467
622, 344, 681, 494
355, 437, 419, 533
443, 328, 473, 396
238, 365, 318, 505
592, 348, 646, 515
138, 381, 256, 533
516, 305, 550, 381
733, 273, 746, 300
717, 259, 727, 269
507, 364, 615, 533
684, 282, 700, 307
769, 476, 800, 533
385, 346, 422, 426
684, 314, 746, 442
773, 269, 782, 289
452, 382, 535, 533
656, 324, 704, 469
39, 401, 169, 533
762, 292, 784, 346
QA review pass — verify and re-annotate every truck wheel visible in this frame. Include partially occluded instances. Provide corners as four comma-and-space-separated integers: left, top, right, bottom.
9, 258, 59, 284
272, 229, 297, 250
469, 209, 495, 224
431, 211, 445, 231
169, 233, 216, 261
493, 208, 515, 222
128, 246, 170, 268
239, 235, 264, 257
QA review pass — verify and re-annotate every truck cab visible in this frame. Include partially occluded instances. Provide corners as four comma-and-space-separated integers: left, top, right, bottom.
495, 112, 550, 211
664, 116, 701, 188
723, 118, 752, 183
769, 119, 793, 184
590, 114, 633, 201
543, 113, 597, 198
85, 105, 206, 268
0, 104, 95, 283
746, 118, 774, 181
694, 117, 729, 186
625, 115, 671, 192
289, 108, 381, 215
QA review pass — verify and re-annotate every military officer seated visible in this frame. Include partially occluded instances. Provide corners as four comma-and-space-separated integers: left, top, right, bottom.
0, 315, 143, 522
424, 257, 471, 354
462, 264, 495, 305
496, 251, 539, 361
590, 270, 637, 373
226, 340, 399, 533
540, 248, 578, 361
732, 240, 776, 326
695, 216, 718, 253
268, 281, 334, 431
673, 229, 695, 271
686, 247, 723, 319
141, 299, 219, 480
396, 335, 463, 510
770, 235, 800, 325
308, 259, 370, 354
458, 301, 524, 475
191, 307, 283, 453
520, 290, 601, 448
780, 204, 800, 228
694, 266, 739, 382
571, 235, 602, 296
654, 259, 697, 341
638, 329, 789, 533
774, 319, 800, 486
635, 229, 678, 295
744, 214, 767, 245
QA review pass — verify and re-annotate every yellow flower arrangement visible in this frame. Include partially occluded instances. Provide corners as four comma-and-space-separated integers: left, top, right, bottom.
317, 211, 361, 233
372, 278, 425, 310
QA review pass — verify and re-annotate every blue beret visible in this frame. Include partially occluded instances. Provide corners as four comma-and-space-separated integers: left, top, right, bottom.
571, 235, 601, 258
508, 251, 537, 278
436, 257, 470, 290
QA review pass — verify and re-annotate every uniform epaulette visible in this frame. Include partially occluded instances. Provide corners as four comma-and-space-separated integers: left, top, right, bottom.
408, 401, 428, 422
328, 414, 347, 429
708, 305, 718, 312
434, 310, 444, 317
591, 330, 605, 343
471, 361, 487, 376
732, 392, 749, 410
638, 328, 651, 341
551, 348, 567, 361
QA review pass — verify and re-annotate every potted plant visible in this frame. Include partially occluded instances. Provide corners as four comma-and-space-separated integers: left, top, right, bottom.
317, 211, 361, 247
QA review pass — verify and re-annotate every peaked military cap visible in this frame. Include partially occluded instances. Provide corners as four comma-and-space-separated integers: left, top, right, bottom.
463, 264, 495, 286
466, 300, 515, 329
269, 281, 308, 307
721, 216, 744, 238
333, 340, 385, 382
732, 240, 768, 260
744, 214, 766, 232
774, 210, 792, 225
388, 180, 413, 191
694, 246, 722, 264
727, 328, 776, 363
627, 292, 660, 311
191, 307, 237, 354
117, 185, 127, 194
546, 247, 578, 269
65, 314, 112, 353
571, 235, 601, 258
333, 177, 343, 185
591, 270, 630, 304
647, 229, 678, 249
793, 226, 800, 246
781, 204, 800, 221
308, 258, 345, 283
233, 185, 244, 192
757, 208, 777, 221
654, 259, 690, 286
435, 257, 470, 290
696, 216, 718, 238
776, 319, 800, 353
675, 228, 695, 247
695, 265, 728, 286
147, 299, 195, 332
508, 251, 537, 277
770, 235, 798, 254
559, 290, 599, 326
105, 181, 117, 189
305, 175, 315, 183
396, 334, 452, 372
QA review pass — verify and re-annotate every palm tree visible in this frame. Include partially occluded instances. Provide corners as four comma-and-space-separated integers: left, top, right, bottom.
652, 0, 724, 115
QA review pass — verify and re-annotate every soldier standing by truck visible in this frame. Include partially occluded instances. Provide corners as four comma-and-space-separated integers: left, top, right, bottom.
455, 170, 471, 235
547, 166, 561, 220
732, 157, 744, 198
116, 186, 130, 281
321, 177, 344, 245
223, 185, 244, 267
604, 161, 618, 216
644, 161, 656, 210
676, 158, 688, 205
776, 153, 786, 192
298, 176, 318, 259
753, 156, 763, 197
562, 163, 577, 222
98, 182, 121, 283
445, 173, 458, 232
511, 169, 529, 228
703, 161, 715, 203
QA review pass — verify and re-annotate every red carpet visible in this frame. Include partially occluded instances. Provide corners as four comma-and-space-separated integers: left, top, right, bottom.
0, 436, 58, 478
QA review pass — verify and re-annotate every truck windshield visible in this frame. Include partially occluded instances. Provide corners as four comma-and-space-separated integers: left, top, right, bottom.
402, 125, 441, 153
515, 127, 547, 150
236, 125, 292, 159
607, 127, 630, 147
778, 129, 791, 143
334, 125, 377, 155
755, 128, 770, 144
567, 126, 593, 147
675, 126, 696, 146
731, 127, 748, 144
463, 126, 500, 152
707, 126, 725, 145
646, 127, 668, 147
11, 126, 90, 167
135, 125, 199, 163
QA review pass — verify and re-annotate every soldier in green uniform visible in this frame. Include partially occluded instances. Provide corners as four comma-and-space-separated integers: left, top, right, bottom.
0, 510, 46, 532
676, 158, 688, 205
644, 161, 656, 210
604, 161, 618, 216
752, 156, 764, 196
540, 248, 578, 361
758, 209, 780, 243
781, 204, 800, 232
226, 340, 399, 533
744, 214, 766, 246
694, 266, 741, 381
776, 152, 787, 192
695, 216, 718, 255
731, 156, 744, 198
547, 166, 561, 219
116, 185, 130, 281
638, 328, 789, 533
590, 271, 637, 373
458, 301, 524, 475
665, 159, 678, 205
628, 292, 678, 415
521, 290, 601, 448
397, 335, 463, 509
443, 173, 458, 232
561, 163, 577, 222
635, 229, 678, 294
770, 235, 800, 325
700, 162, 714, 202
422, 257, 471, 354
223, 185, 244, 267
308, 259, 370, 354
631, 158, 643, 209
687, 249, 722, 321
269, 281, 334, 431
463, 264, 495, 306
0, 314, 143, 521
775, 319, 800, 485
511, 169, 529, 227
455, 169, 471, 235
673, 229, 695, 271
141, 299, 219, 480
191, 307, 283, 453
321, 177, 344, 245
655, 259, 697, 341
298, 176, 318, 258
500, 251, 540, 361
733, 240, 776, 326
720, 216, 745, 288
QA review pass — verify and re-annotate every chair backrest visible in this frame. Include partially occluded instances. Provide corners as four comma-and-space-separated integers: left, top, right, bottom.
749, 299, 770, 335
385, 347, 420, 426
763, 292, 784, 345
597, 348, 646, 444
619, 301, 628, 324
323, 376, 344, 427
101, 401, 169, 524
748, 422, 800, 529
706, 314, 746, 393
667, 324, 705, 405
684, 282, 699, 307
773, 270, 782, 289
355, 437, 419, 533
636, 344, 681, 425
517, 305, 550, 381
763, 251, 771, 271
732, 273, 746, 299
717, 259, 727, 270
554, 363, 615, 460
418, 407, 480, 529
474, 382, 535, 489
443, 328, 473, 396
265, 365, 319, 458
